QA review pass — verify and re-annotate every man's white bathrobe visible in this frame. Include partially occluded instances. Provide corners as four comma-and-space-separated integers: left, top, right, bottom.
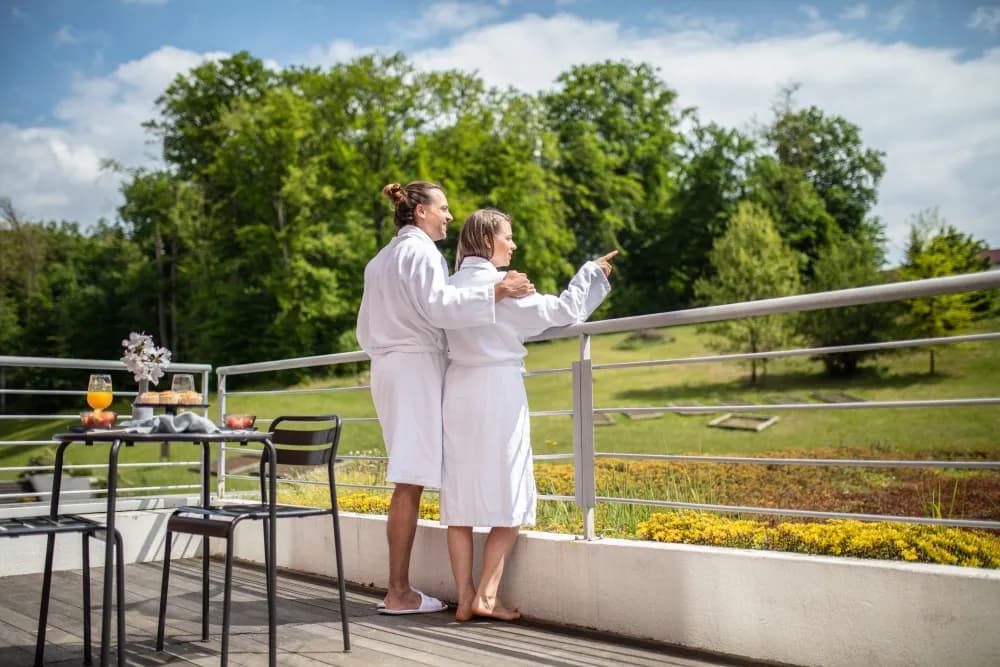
357, 226, 496, 487
440, 257, 611, 527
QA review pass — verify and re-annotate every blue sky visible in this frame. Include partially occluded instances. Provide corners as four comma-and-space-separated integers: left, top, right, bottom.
2, 0, 999, 261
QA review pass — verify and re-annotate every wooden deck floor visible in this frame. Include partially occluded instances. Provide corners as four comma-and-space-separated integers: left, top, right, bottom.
0, 559, 754, 666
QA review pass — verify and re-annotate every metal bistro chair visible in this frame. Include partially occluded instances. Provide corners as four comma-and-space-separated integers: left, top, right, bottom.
156, 415, 350, 664
0, 514, 125, 666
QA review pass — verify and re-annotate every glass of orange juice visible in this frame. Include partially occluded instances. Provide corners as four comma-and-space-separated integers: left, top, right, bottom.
87, 374, 113, 414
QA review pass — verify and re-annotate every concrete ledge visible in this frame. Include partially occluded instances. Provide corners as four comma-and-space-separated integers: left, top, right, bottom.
221, 513, 1000, 667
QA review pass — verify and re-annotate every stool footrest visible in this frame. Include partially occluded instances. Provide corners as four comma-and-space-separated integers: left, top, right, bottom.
168, 515, 232, 539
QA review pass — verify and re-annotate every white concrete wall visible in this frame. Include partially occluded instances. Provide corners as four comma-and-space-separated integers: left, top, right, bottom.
222, 513, 1000, 667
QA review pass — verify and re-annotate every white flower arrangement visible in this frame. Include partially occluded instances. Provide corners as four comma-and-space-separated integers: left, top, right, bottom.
120, 332, 171, 385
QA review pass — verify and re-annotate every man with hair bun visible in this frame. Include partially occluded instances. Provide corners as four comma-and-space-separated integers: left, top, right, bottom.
357, 181, 534, 615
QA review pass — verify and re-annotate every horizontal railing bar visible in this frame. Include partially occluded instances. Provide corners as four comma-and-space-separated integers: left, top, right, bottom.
599, 398, 1000, 414
0, 415, 95, 420
337, 455, 388, 462
225, 385, 370, 397
523, 368, 572, 377
1, 461, 203, 474
216, 350, 369, 376
15, 483, 202, 498
529, 271, 1000, 341
0, 441, 58, 446
596, 496, 1000, 530
0, 389, 144, 397
0, 356, 210, 372
592, 452, 1000, 470
538, 494, 577, 502
591, 332, 1000, 371
534, 453, 575, 461
223, 475, 434, 495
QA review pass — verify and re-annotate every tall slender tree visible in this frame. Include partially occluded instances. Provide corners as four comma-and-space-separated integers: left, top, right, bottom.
695, 202, 801, 384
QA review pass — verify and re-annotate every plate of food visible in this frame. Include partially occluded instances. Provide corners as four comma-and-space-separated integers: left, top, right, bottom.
223, 414, 257, 430
135, 390, 207, 407
79, 410, 118, 429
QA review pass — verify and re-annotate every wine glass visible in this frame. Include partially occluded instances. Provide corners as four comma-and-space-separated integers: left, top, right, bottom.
87, 374, 113, 414
171, 374, 195, 394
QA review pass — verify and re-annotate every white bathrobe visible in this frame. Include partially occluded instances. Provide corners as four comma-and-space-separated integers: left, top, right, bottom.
357, 226, 496, 487
440, 257, 611, 526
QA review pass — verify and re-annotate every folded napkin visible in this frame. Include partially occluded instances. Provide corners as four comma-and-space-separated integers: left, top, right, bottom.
154, 412, 220, 434
121, 412, 219, 434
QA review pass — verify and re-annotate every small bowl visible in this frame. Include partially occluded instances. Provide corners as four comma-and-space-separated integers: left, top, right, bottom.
224, 414, 256, 429
81, 410, 117, 428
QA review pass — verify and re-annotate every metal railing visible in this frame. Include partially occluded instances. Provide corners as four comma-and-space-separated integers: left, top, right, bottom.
0, 357, 212, 503
214, 270, 1000, 538
2, 271, 997, 532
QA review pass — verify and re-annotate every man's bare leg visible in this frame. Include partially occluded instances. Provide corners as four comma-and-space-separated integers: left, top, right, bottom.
471, 527, 521, 620
383, 483, 423, 610
447, 526, 476, 621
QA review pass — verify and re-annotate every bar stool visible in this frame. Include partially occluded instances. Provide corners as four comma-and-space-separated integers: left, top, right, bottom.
0, 514, 125, 666
156, 414, 350, 666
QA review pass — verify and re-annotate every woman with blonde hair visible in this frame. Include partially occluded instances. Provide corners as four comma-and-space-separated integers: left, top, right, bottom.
440, 208, 616, 620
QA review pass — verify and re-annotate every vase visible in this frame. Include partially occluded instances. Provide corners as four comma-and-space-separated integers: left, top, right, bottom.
132, 379, 153, 421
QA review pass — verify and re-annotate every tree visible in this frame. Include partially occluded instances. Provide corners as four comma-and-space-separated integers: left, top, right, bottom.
145, 51, 276, 182
898, 209, 989, 374
694, 202, 801, 383
762, 89, 886, 272
542, 61, 683, 313
645, 122, 756, 311
797, 232, 898, 376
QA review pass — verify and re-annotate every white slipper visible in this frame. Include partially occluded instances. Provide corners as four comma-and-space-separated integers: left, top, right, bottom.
377, 590, 448, 615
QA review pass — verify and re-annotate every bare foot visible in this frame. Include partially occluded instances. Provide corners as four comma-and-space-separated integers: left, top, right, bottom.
455, 599, 475, 622
471, 597, 521, 621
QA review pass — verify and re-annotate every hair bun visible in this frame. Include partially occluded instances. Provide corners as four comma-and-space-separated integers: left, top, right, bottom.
382, 183, 406, 205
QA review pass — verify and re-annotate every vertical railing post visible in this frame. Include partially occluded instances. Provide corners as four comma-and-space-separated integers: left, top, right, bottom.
216, 370, 227, 499
572, 333, 597, 540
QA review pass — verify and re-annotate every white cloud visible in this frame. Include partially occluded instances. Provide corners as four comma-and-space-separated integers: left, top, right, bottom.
968, 6, 1000, 33
881, 2, 912, 32
54, 25, 78, 45
305, 39, 372, 69
411, 2, 502, 35
840, 4, 869, 21
408, 14, 1000, 260
649, 12, 740, 39
0, 46, 225, 226
799, 5, 821, 22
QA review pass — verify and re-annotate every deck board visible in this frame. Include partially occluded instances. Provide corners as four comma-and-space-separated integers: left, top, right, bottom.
0, 559, 756, 666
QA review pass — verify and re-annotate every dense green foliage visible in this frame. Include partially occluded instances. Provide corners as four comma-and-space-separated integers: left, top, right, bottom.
0, 52, 991, 390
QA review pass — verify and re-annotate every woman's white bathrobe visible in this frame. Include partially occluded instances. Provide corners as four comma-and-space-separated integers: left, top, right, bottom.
440, 257, 611, 527
357, 226, 496, 487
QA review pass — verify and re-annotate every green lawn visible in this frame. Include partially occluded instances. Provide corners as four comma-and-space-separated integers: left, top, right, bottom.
2, 318, 998, 491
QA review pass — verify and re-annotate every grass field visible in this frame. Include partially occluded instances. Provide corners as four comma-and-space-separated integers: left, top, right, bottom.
2, 318, 998, 497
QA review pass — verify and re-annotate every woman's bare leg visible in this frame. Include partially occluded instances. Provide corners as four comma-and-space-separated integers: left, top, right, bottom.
472, 527, 520, 620
447, 526, 476, 621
